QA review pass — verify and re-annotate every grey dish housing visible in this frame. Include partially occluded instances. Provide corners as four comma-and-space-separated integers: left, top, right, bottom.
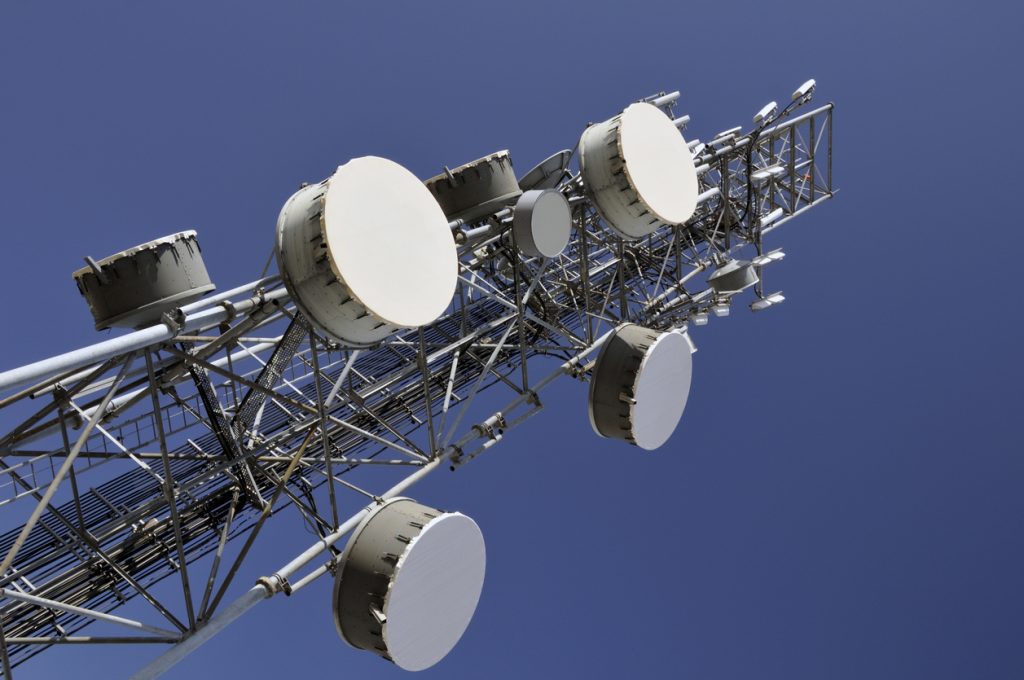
275, 181, 398, 348
333, 499, 440, 661
332, 497, 486, 671
425, 150, 522, 224
72, 230, 215, 330
512, 189, 572, 258
707, 259, 759, 294
588, 323, 694, 450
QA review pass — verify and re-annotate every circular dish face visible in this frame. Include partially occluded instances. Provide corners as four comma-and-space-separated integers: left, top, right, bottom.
383, 512, 486, 671
631, 330, 693, 450
527, 190, 571, 257
619, 103, 699, 225
323, 157, 457, 328
513, 189, 572, 258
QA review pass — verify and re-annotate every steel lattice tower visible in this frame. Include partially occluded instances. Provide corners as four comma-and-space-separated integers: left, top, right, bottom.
0, 83, 834, 678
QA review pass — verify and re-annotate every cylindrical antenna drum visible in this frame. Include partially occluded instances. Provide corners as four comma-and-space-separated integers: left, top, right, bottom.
588, 323, 694, 450
512, 189, 572, 258
579, 102, 699, 239
425, 150, 522, 224
276, 157, 458, 347
333, 497, 486, 671
72, 230, 215, 330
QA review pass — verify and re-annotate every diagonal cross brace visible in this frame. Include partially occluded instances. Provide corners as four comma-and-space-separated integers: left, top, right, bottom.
181, 342, 265, 509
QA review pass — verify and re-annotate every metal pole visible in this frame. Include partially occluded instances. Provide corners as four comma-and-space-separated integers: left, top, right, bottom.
0, 289, 288, 393
0, 355, 135, 577
145, 351, 196, 630
0, 588, 179, 639
177, 276, 280, 315
128, 586, 267, 680
0, 611, 12, 680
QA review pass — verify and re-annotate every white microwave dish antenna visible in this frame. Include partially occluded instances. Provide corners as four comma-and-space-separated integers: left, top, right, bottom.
580, 102, 698, 239
276, 156, 457, 346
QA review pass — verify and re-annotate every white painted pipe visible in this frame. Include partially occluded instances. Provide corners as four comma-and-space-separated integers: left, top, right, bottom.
0, 289, 288, 393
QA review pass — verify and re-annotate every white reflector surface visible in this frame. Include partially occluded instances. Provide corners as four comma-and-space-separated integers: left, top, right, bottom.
513, 189, 572, 258
631, 330, 694, 450
384, 512, 486, 671
323, 156, 457, 328
619, 102, 699, 225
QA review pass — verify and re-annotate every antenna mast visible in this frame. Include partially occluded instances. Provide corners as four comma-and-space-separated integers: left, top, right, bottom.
0, 83, 834, 678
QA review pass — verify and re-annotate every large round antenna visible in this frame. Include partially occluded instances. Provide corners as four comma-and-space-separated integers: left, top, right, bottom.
588, 324, 695, 450
333, 498, 486, 671
276, 156, 457, 347
72, 230, 215, 330
425, 150, 522, 224
579, 102, 699, 239
512, 189, 572, 258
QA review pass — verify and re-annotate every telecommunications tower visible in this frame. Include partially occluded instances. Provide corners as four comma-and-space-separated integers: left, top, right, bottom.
0, 81, 834, 677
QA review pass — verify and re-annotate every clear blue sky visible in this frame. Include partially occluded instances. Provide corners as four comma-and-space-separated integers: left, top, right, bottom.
1, 1, 1022, 678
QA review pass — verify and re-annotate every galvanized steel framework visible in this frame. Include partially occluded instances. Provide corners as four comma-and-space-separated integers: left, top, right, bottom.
0, 88, 833, 678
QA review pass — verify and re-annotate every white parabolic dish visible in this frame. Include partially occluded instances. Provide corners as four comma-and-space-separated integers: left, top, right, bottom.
630, 330, 693, 451
383, 512, 486, 671
618, 102, 698, 226
323, 157, 457, 328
